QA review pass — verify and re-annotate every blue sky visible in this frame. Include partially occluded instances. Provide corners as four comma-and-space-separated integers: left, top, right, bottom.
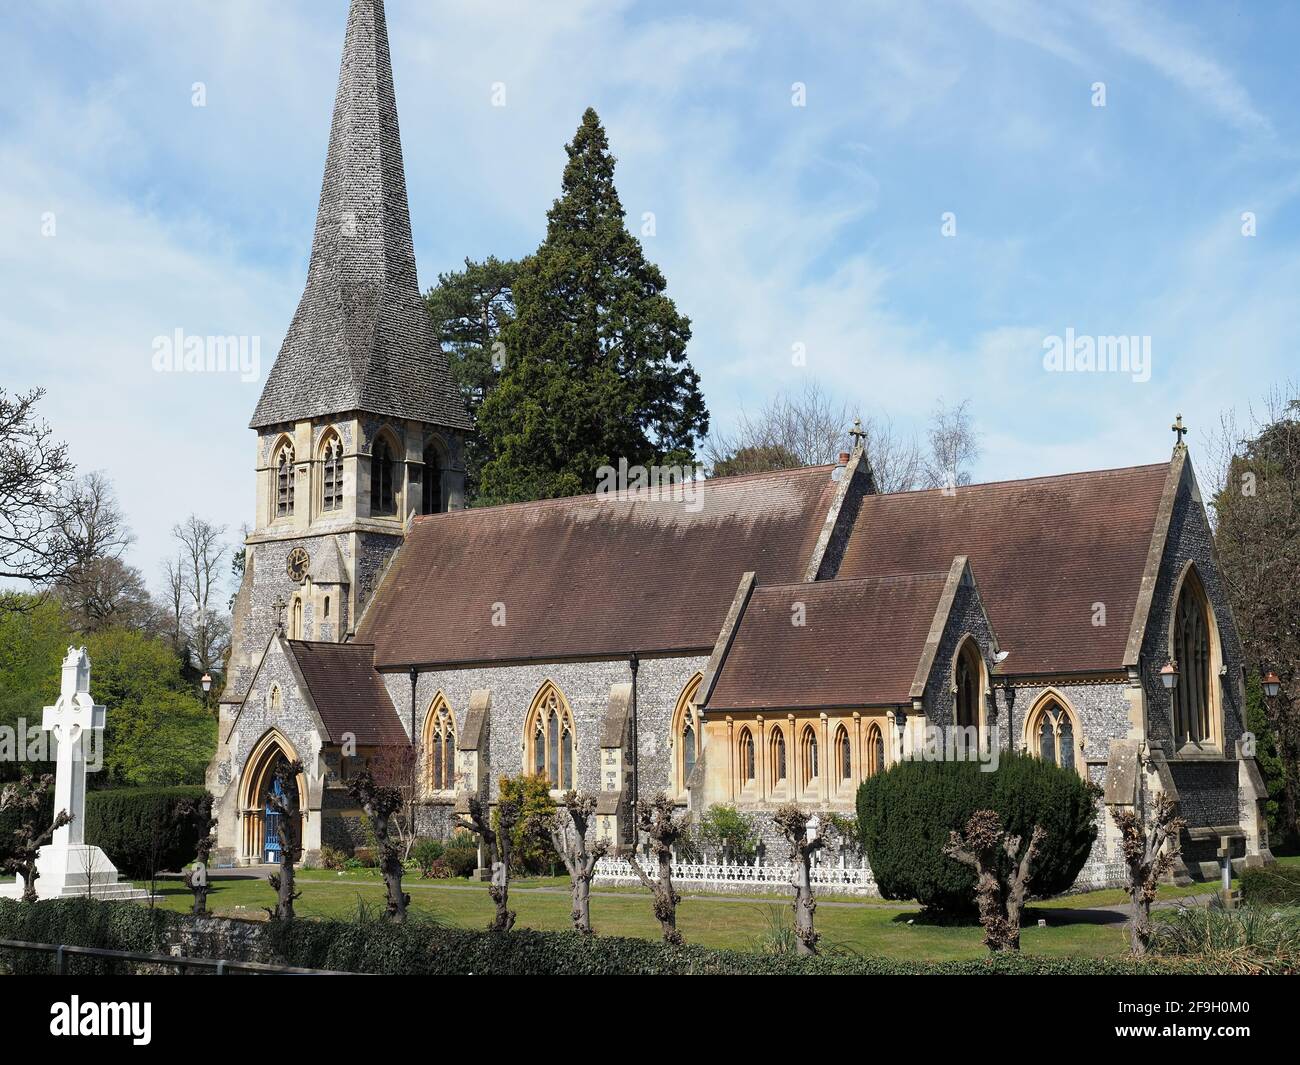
3, 0, 1299, 590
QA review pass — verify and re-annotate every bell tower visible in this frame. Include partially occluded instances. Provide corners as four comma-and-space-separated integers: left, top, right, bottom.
222, 0, 471, 710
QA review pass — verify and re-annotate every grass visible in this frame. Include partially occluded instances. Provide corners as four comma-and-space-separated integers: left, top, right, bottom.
140, 854, 1300, 964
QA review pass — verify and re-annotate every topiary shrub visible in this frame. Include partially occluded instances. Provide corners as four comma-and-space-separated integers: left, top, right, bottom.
857, 752, 1099, 915
83, 786, 209, 881
412, 837, 444, 878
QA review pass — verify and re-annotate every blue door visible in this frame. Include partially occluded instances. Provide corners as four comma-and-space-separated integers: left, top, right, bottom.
264, 776, 284, 862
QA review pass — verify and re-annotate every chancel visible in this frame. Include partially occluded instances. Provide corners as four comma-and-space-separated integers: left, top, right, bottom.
205, 0, 1273, 893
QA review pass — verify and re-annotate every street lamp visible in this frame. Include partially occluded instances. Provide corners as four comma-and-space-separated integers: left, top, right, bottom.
1159, 659, 1178, 691
1263, 671, 1281, 699
201, 673, 212, 693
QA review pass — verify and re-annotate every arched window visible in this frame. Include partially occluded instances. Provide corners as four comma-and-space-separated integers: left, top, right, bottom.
421, 441, 444, 515
1171, 567, 1218, 747
671, 674, 702, 795
320, 432, 343, 512
291, 598, 303, 640
370, 435, 396, 516
525, 682, 575, 790
738, 727, 756, 786
800, 725, 818, 790
835, 724, 852, 789
954, 637, 984, 730
323, 595, 330, 620
1026, 696, 1080, 772
865, 722, 885, 777
423, 694, 456, 793
771, 729, 787, 788
275, 441, 295, 518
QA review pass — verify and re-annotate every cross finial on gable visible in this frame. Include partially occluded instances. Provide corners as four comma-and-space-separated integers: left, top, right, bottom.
273, 595, 287, 635
1171, 413, 1188, 450
848, 417, 868, 452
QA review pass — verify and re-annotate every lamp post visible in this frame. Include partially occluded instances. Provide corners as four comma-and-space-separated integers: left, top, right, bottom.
1263, 671, 1281, 699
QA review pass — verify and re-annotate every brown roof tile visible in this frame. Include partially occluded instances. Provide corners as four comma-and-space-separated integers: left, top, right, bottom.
836, 463, 1171, 675
706, 572, 951, 711
358, 465, 840, 668
286, 641, 407, 745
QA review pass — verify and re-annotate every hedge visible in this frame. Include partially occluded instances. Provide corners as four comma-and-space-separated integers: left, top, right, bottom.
857, 752, 1098, 915
84, 786, 209, 880
2, 899, 1292, 975
1241, 863, 1300, 906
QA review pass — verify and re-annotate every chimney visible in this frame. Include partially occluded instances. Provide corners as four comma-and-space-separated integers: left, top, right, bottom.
837, 452, 851, 465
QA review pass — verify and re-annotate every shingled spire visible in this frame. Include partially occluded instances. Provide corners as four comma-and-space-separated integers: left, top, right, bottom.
251, 0, 470, 431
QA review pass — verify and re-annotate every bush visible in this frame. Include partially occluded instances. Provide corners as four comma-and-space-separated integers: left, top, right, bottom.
495, 773, 560, 875
319, 846, 347, 871
698, 804, 758, 861
857, 752, 1098, 915
2, 899, 1293, 975
442, 831, 479, 878
1241, 862, 1300, 906
1153, 901, 1300, 973
412, 838, 444, 878
351, 847, 377, 868
83, 786, 209, 881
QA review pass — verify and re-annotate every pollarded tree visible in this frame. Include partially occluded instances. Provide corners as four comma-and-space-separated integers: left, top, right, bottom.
773, 805, 837, 956
477, 108, 708, 506
456, 794, 519, 932
1111, 792, 1187, 956
943, 809, 1046, 952
179, 793, 217, 915
265, 760, 304, 922
549, 790, 609, 934
626, 793, 687, 946
349, 768, 410, 923
1, 770, 71, 902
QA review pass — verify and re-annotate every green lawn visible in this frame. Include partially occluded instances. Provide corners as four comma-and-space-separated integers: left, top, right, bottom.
139, 855, 1298, 963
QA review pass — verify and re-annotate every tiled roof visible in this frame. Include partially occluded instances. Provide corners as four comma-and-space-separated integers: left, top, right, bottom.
705, 572, 951, 711
836, 463, 1171, 675
250, 0, 470, 431
285, 641, 407, 746
357, 465, 841, 668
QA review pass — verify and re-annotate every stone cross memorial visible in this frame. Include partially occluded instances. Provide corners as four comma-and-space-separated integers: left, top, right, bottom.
1, 647, 149, 900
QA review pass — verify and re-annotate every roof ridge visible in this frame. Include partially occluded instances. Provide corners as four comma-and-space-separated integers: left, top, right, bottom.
410, 463, 836, 523
869, 460, 1169, 499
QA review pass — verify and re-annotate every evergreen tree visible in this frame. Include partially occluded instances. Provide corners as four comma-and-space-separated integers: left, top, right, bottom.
424, 257, 520, 502
476, 109, 708, 505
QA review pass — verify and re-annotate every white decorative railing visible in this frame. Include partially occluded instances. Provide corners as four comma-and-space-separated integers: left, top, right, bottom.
593, 851, 877, 895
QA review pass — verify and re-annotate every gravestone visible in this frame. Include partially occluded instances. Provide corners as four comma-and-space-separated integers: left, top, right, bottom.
0, 647, 150, 900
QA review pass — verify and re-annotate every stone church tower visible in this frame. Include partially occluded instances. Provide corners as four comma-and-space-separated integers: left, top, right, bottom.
222, 0, 470, 709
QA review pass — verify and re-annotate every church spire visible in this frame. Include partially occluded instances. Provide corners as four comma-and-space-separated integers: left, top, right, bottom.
251, 0, 470, 432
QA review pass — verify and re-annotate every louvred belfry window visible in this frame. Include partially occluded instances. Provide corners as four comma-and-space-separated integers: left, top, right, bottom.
321, 434, 343, 512
276, 444, 295, 517
371, 437, 396, 515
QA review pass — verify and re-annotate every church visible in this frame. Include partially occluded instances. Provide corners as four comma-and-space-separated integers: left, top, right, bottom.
206, 0, 1272, 891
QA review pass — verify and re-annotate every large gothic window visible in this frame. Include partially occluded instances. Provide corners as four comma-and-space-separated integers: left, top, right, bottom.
421, 441, 444, 515
1172, 568, 1217, 746
671, 674, 702, 795
275, 441, 295, 518
371, 436, 396, 515
424, 694, 456, 793
526, 683, 575, 790
1027, 697, 1079, 772
954, 638, 983, 730
320, 432, 343, 513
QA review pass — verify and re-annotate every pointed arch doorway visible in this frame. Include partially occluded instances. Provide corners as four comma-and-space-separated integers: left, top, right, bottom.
239, 731, 306, 864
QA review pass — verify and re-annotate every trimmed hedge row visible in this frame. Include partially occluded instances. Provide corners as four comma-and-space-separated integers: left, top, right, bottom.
84, 786, 208, 880
3, 898, 1292, 975
1241, 863, 1300, 906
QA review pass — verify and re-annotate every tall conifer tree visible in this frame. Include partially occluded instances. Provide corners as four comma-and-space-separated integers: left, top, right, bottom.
477, 109, 708, 504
